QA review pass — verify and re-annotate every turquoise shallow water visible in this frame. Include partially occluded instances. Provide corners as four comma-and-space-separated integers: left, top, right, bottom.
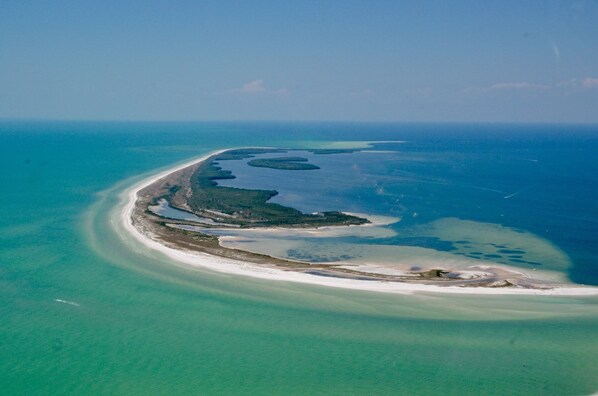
1, 121, 598, 395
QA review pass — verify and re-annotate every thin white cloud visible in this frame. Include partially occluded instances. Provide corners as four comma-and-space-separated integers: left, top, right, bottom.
551, 42, 561, 68
462, 77, 598, 97
491, 82, 550, 90
230, 79, 289, 95
240, 79, 266, 93
556, 77, 598, 91
271, 88, 291, 95
582, 77, 598, 89
552, 43, 561, 60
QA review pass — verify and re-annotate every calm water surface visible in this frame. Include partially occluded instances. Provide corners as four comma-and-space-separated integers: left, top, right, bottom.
1, 121, 597, 395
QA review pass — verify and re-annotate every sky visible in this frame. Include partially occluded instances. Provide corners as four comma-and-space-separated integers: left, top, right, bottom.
1, 0, 597, 123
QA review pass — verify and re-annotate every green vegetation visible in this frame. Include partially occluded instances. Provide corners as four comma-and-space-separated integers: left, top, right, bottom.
185, 153, 367, 227
308, 149, 356, 155
248, 157, 320, 170
213, 148, 286, 161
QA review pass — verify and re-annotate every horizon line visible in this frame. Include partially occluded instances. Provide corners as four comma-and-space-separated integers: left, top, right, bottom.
1, 117, 598, 126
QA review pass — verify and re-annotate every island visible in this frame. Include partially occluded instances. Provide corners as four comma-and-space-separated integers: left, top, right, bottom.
125, 147, 598, 294
247, 157, 320, 170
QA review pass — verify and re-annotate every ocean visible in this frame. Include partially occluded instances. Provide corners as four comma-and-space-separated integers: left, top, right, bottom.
1, 121, 597, 395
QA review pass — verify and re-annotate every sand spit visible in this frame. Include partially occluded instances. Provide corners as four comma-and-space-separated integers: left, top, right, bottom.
119, 150, 598, 296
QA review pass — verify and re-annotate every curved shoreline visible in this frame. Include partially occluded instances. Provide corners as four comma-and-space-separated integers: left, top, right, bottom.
120, 149, 598, 296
